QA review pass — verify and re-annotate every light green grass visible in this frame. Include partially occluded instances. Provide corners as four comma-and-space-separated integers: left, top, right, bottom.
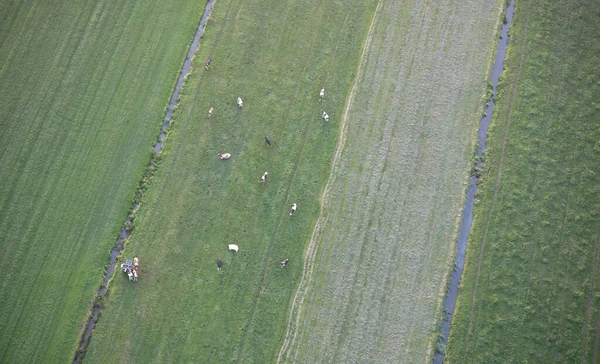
278, 0, 504, 362
83, 0, 379, 362
446, 0, 600, 362
0, 1, 208, 362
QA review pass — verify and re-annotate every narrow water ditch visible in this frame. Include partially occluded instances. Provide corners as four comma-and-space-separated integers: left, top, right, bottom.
72, 1, 215, 362
433, 0, 514, 362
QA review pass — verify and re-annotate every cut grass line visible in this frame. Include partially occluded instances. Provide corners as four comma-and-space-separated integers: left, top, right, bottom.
583, 224, 600, 363
276, 2, 382, 362
461, 0, 532, 361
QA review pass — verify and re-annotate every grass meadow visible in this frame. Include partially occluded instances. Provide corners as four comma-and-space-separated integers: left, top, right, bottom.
279, 0, 504, 362
0, 1, 208, 362
83, 0, 379, 362
447, 0, 600, 362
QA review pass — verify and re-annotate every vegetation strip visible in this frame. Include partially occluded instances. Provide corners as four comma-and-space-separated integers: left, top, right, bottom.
460, 0, 531, 360
277, 0, 504, 361
72, 1, 215, 361
277, 1, 383, 361
432, 1, 514, 362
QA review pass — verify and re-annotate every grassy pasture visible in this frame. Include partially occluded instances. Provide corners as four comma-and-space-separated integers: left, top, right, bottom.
278, 0, 504, 362
83, 0, 379, 362
0, 0, 208, 362
447, 0, 600, 362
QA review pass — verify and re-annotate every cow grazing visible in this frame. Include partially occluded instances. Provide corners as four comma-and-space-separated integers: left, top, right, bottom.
134, 257, 139, 269
237, 97, 243, 108
264, 135, 271, 146
217, 152, 231, 160
322, 111, 329, 122
259, 172, 269, 183
132, 269, 138, 282
208, 107, 214, 117
217, 258, 222, 271
205, 59, 212, 69
290, 203, 297, 216
280, 259, 289, 268
319, 88, 325, 100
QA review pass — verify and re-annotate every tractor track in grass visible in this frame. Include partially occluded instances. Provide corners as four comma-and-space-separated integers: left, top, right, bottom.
461, 0, 532, 361
237, 5, 356, 361
276, 2, 382, 361
584, 224, 600, 363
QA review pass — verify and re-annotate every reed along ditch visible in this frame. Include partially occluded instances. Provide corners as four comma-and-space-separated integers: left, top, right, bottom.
72, 1, 215, 362
433, 0, 514, 362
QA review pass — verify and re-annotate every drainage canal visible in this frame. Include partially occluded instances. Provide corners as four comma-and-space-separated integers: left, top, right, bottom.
433, 0, 514, 362
73, 1, 215, 362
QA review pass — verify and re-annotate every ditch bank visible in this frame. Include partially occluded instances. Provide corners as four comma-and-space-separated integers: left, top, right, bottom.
72, 1, 215, 362
433, 0, 514, 362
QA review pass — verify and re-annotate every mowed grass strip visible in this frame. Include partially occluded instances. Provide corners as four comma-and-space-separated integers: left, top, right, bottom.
0, 1, 207, 362
447, 0, 600, 362
280, 0, 504, 362
83, 0, 378, 362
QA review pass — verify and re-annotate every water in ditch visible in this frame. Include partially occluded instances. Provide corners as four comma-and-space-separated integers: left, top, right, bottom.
72, 1, 215, 362
433, 0, 514, 362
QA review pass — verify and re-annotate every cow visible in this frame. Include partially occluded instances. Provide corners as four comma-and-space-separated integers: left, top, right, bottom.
208, 107, 214, 117
290, 203, 297, 216
205, 59, 212, 70
319, 88, 325, 100
237, 97, 243, 108
264, 135, 271, 146
259, 172, 269, 183
322, 111, 329, 122
217, 152, 231, 160
280, 259, 289, 268
217, 258, 222, 271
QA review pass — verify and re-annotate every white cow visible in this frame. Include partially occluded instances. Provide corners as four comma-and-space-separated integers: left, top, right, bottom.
217, 152, 231, 160
134, 257, 139, 269
322, 111, 329, 122
319, 88, 325, 100
132, 269, 138, 282
237, 97, 243, 108
259, 172, 269, 183
290, 203, 297, 216
229, 244, 239, 252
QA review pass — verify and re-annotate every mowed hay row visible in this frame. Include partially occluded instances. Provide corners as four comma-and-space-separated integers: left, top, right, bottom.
0, 1, 208, 362
83, 0, 379, 362
447, 0, 600, 362
280, 0, 504, 363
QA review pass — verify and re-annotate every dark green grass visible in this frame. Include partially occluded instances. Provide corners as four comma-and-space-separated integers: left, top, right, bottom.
83, 0, 378, 362
0, 1, 208, 362
447, 0, 600, 362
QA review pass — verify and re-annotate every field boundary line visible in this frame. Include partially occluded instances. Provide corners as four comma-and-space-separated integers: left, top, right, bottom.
276, 1, 382, 362
583, 224, 600, 363
460, 0, 532, 361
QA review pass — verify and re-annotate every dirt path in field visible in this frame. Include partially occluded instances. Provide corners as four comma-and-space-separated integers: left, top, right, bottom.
276, 2, 383, 362
72, 1, 215, 362
460, 0, 532, 362
584, 225, 600, 363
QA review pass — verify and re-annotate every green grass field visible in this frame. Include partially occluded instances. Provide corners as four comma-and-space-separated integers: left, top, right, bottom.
0, 1, 208, 362
278, 0, 503, 362
447, 0, 600, 362
83, 0, 379, 362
